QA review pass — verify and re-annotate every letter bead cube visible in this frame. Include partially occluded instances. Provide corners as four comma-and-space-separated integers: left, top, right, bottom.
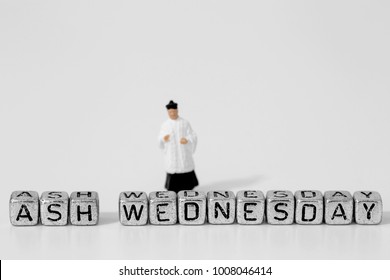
9, 191, 39, 226
266, 190, 295, 225
119, 191, 148, 225
149, 191, 177, 225
324, 191, 353, 225
70, 191, 99, 225
295, 190, 324, 225
236, 190, 265, 225
40, 191, 69, 226
354, 191, 383, 225
178, 190, 206, 225
207, 191, 236, 224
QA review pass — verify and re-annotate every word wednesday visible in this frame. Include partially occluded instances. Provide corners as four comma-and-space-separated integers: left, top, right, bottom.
9, 190, 383, 226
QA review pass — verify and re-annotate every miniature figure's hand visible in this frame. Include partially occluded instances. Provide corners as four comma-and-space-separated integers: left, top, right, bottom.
180, 138, 188, 144
163, 135, 170, 142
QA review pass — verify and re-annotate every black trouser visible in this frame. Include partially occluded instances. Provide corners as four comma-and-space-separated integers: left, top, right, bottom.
164, 170, 199, 193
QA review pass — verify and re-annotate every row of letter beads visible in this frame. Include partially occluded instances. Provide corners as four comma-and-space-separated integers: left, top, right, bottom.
10, 191, 99, 226
119, 190, 382, 225
9, 190, 382, 226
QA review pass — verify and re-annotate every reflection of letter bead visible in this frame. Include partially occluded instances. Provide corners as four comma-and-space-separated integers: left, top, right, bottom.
324, 191, 353, 225
40, 191, 69, 226
354, 191, 383, 225
207, 191, 236, 224
149, 191, 177, 225
9, 191, 39, 226
295, 190, 323, 225
236, 190, 265, 225
70, 191, 99, 226
178, 191, 206, 225
119, 191, 148, 226
266, 190, 294, 225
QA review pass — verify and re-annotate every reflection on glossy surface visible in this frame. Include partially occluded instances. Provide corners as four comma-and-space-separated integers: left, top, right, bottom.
1, 212, 390, 259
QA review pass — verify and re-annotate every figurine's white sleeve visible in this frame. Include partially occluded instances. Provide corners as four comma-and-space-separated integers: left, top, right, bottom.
158, 122, 168, 150
186, 122, 197, 153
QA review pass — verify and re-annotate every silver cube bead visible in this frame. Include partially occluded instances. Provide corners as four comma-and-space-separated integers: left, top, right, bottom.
177, 190, 206, 225
295, 190, 323, 225
40, 191, 69, 226
207, 191, 236, 224
354, 191, 383, 225
324, 191, 353, 225
149, 191, 177, 225
236, 190, 265, 225
266, 190, 295, 225
119, 191, 148, 225
70, 191, 99, 225
9, 191, 39, 226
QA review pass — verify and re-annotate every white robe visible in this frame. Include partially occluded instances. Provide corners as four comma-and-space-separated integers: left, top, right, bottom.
158, 117, 197, 174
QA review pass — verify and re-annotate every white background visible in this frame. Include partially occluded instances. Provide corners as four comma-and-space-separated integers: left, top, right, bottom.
0, 1, 389, 259
2, 260, 390, 280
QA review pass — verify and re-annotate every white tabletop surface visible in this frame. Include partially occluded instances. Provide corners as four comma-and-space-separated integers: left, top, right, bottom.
1, 0, 390, 260
1, 190, 389, 260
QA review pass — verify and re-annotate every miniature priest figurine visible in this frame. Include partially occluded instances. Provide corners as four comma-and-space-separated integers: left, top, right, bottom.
159, 100, 199, 192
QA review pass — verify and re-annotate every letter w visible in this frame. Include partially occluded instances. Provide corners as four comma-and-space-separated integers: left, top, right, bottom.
123, 204, 144, 221
124, 192, 142, 198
